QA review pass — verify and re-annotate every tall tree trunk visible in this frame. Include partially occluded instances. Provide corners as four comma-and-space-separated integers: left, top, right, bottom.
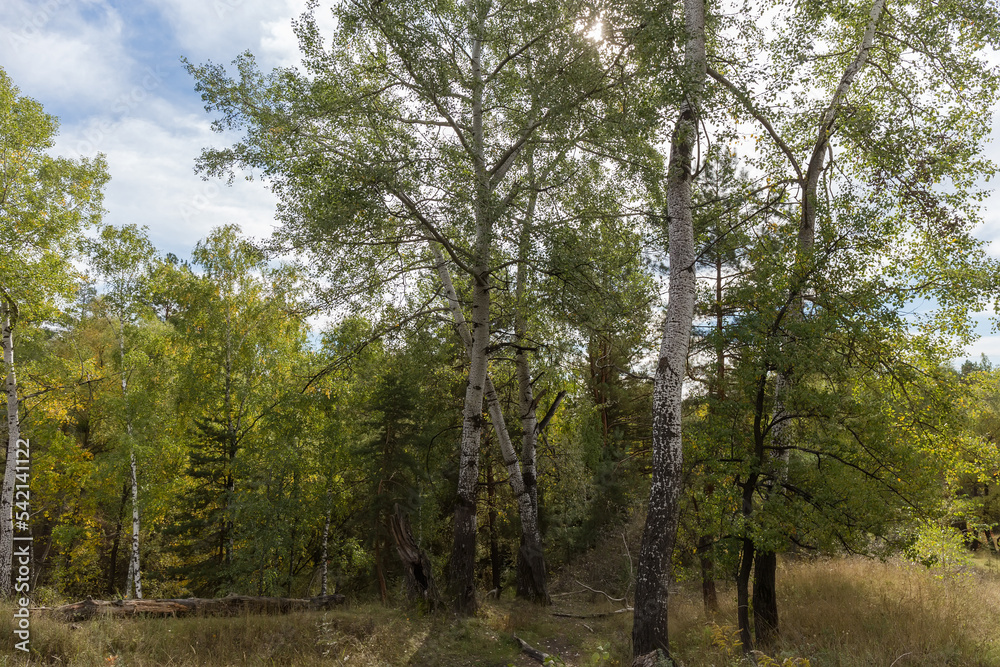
513, 157, 547, 602
128, 451, 142, 599
752, 0, 886, 645
320, 494, 331, 596
449, 269, 489, 614
107, 480, 130, 595
736, 537, 755, 651
697, 253, 726, 616
698, 532, 718, 614
446, 15, 496, 614
0, 302, 20, 596
433, 245, 549, 604
375, 538, 388, 603
486, 456, 502, 597
632, 0, 705, 656
753, 550, 778, 647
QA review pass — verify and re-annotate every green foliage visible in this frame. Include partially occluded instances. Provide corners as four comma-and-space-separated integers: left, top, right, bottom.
0, 67, 109, 322
905, 521, 975, 573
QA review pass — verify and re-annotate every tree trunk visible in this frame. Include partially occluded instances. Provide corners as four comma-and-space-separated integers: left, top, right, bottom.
514, 182, 546, 602
749, 1, 887, 645
320, 502, 331, 596
0, 303, 20, 596
698, 533, 718, 614
447, 20, 494, 615
631, 0, 705, 657
433, 245, 548, 604
753, 550, 778, 648
449, 271, 490, 614
486, 456, 503, 598
375, 539, 388, 603
127, 451, 142, 599
736, 537, 755, 652
107, 480, 130, 595
389, 504, 440, 609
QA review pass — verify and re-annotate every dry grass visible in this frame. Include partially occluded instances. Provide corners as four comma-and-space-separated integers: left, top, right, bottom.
0, 556, 997, 666
667, 555, 1000, 666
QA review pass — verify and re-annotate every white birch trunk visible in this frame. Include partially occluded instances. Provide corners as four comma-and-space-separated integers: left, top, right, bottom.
320, 507, 331, 596
116, 328, 143, 600
632, 0, 705, 657
448, 22, 492, 614
432, 244, 548, 601
0, 302, 20, 595
129, 450, 142, 599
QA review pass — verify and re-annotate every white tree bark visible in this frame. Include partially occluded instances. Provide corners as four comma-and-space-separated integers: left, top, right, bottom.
432, 244, 549, 601
632, 0, 705, 657
320, 505, 331, 596
448, 22, 493, 614
128, 450, 142, 599
0, 301, 20, 596
117, 330, 143, 600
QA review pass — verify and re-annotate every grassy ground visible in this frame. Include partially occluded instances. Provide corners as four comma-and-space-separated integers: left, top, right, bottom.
0, 556, 998, 666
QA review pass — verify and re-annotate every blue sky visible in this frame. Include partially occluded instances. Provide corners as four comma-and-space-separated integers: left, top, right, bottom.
2, 1, 999, 363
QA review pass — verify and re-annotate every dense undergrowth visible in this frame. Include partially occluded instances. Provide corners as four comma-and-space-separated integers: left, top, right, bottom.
1, 555, 998, 666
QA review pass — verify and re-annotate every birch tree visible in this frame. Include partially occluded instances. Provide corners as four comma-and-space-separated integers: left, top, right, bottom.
85, 224, 158, 599
0, 69, 108, 595
187, 0, 661, 613
695, 0, 1000, 649
631, 0, 705, 657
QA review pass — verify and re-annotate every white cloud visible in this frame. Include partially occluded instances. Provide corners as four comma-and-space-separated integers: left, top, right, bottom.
962, 335, 1000, 366
54, 106, 279, 259
147, 0, 305, 67
0, 0, 132, 110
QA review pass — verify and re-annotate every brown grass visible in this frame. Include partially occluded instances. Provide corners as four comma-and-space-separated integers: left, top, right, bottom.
667, 556, 1000, 666
0, 556, 997, 666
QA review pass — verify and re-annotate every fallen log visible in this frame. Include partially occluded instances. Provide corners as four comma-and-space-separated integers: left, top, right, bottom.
33, 594, 346, 622
513, 634, 551, 665
551, 607, 633, 619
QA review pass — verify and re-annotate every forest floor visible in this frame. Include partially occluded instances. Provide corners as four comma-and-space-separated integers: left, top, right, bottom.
2, 555, 1000, 666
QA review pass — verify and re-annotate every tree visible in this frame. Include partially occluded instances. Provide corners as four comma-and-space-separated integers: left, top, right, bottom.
0, 68, 108, 595
85, 224, 159, 599
672, 0, 1000, 650
187, 0, 661, 613
170, 225, 308, 594
631, 0, 706, 657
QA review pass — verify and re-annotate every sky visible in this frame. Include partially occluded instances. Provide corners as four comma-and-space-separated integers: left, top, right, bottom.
2, 0, 999, 364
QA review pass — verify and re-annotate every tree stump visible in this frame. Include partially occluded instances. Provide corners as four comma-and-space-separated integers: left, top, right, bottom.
389, 503, 440, 610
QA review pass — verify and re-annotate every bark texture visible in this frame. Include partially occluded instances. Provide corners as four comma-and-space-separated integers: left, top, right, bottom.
0, 303, 19, 596
389, 504, 440, 609
448, 25, 492, 614
631, 0, 705, 656
128, 451, 142, 599
736, 537, 755, 651
752, 549, 778, 647
320, 505, 331, 596
433, 244, 549, 604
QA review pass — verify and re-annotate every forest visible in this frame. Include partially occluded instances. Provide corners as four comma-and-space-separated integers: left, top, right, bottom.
4, 0, 1000, 665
